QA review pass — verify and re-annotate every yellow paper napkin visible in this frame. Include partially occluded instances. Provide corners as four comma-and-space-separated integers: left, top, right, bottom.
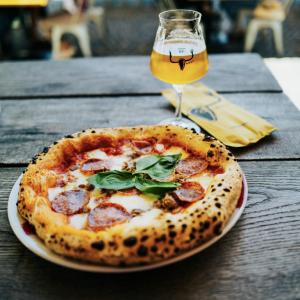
162, 83, 277, 147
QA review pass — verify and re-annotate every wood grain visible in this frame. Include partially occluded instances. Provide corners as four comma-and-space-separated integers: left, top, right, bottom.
0, 93, 299, 164
0, 54, 297, 300
0, 161, 299, 300
0, 54, 281, 98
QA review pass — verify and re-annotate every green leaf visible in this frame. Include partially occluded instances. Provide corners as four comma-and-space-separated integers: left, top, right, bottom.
135, 154, 182, 180
134, 174, 180, 195
87, 170, 135, 190
87, 154, 182, 198
135, 155, 161, 172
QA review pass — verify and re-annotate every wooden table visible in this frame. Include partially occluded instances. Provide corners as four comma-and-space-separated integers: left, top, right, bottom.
0, 54, 299, 300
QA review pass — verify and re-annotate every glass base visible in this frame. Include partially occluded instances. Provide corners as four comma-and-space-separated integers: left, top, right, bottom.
159, 117, 201, 134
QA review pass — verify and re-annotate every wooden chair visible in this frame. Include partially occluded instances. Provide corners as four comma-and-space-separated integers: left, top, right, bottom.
244, 0, 294, 56
39, 0, 105, 59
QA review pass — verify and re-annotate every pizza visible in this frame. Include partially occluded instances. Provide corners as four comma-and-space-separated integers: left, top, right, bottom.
18, 125, 243, 266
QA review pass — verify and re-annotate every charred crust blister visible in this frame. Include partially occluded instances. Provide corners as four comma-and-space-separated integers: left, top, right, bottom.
141, 235, 149, 242
215, 203, 222, 209
189, 233, 195, 240
137, 245, 148, 257
151, 245, 158, 253
203, 134, 215, 142
155, 234, 166, 243
41, 147, 49, 154
91, 241, 105, 251
207, 150, 214, 157
123, 236, 137, 247
169, 231, 177, 238
213, 223, 223, 235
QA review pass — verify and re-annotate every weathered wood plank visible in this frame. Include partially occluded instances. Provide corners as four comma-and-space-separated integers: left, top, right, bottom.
0, 54, 281, 98
0, 161, 299, 300
0, 93, 299, 163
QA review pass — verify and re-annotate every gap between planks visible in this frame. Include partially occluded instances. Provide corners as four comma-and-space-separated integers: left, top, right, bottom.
0, 90, 283, 101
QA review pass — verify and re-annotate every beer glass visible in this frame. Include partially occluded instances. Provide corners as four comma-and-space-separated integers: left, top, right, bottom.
150, 9, 208, 133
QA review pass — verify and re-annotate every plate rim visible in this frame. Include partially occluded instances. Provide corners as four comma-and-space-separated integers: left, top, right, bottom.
7, 173, 248, 273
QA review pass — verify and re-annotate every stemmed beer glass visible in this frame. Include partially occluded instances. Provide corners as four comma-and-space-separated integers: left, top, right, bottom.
150, 9, 208, 133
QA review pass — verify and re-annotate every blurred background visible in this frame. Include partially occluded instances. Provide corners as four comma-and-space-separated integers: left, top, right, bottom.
0, 0, 299, 106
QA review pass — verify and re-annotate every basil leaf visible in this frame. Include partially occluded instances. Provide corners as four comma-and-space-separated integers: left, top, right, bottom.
88, 172, 180, 198
88, 171, 135, 190
136, 154, 181, 180
134, 175, 180, 195
135, 155, 161, 172
88, 154, 182, 197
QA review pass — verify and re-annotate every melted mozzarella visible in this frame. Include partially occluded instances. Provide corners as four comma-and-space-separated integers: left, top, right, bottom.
125, 209, 161, 231
87, 198, 101, 210
48, 186, 64, 201
109, 194, 153, 212
87, 147, 131, 171
109, 155, 129, 171
69, 213, 88, 229
69, 169, 87, 186
163, 146, 189, 159
154, 143, 165, 152
188, 174, 213, 190
87, 149, 108, 160
121, 144, 134, 156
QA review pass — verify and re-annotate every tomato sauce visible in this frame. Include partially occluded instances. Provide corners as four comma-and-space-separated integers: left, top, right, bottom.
207, 165, 225, 175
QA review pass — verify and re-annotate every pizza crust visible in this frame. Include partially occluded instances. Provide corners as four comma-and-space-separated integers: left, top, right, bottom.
18, 125, 243, 266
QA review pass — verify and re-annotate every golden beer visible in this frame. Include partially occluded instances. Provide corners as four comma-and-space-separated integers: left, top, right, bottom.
150, 40, 209, 84
150, 9, 208, 133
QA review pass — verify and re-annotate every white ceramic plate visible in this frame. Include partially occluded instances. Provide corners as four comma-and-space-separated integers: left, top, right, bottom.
8, 174, 247, 273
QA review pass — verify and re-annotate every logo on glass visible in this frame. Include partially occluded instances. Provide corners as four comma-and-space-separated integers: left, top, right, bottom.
169, 50, 194, 71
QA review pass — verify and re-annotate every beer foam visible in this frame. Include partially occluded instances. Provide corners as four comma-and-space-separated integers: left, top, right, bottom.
154, 39, 206, 56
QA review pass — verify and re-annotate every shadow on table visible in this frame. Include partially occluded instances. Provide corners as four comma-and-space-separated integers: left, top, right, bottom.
6, 222, 245, 300
231, 134, 278, 159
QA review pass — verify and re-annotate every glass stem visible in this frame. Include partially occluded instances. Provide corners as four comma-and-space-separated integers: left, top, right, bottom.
175, 91, 182, 119
173, 84, 184, 119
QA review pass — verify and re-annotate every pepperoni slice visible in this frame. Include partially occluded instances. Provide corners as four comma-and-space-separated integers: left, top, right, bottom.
80, 158, 109, 175
132, 140, 153, 154
88, 203, 131, 231
51, 190, 89, 215
176, 156, 208, 176
173, 182, 205, 202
